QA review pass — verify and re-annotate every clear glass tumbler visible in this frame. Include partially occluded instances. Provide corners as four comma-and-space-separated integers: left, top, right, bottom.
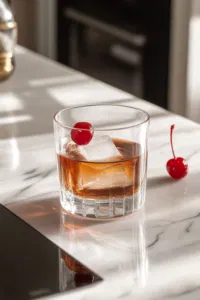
54, 105, 149, 219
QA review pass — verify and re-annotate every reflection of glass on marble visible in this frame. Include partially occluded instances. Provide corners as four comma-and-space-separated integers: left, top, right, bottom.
117, 213, 148, 289
60, 210, 148, 291
133, 220, 148, 288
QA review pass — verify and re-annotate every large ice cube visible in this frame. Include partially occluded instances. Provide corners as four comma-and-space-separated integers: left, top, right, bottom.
80, 163, 132, 190
79, 135, 122, 161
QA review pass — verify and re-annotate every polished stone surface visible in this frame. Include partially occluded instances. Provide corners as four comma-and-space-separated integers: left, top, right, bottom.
1, 47, 200, 299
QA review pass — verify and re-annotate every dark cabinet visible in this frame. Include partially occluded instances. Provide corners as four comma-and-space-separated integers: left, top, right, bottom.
57, 0, 171, 109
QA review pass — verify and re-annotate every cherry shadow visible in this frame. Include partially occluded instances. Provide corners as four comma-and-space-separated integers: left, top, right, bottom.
147, 175, 175, 189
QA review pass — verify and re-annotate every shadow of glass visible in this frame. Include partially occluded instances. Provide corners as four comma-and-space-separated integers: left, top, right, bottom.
7, 193, 61, 235
147, 175, 174, 189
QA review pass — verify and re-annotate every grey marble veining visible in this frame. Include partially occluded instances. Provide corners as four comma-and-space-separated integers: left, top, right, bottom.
1, 47, 200, 299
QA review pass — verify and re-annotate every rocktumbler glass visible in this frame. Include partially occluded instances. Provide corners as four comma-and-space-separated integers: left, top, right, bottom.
54, 105, 149, 219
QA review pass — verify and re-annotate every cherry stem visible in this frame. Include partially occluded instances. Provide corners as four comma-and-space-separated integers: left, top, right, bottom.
170, 124, 176, 159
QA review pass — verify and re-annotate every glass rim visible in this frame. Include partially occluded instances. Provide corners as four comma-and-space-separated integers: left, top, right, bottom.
53, 104, 150, 131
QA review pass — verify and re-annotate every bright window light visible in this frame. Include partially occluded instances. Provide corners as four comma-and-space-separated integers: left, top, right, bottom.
0, 93, 24, 113
0, 114, 32, 125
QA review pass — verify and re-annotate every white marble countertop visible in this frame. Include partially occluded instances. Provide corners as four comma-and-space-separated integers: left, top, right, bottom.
1, 46, 200, 300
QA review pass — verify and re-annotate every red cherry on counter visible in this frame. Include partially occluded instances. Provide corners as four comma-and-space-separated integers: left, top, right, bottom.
71, 122, 94, 145
166, 124, 188, 179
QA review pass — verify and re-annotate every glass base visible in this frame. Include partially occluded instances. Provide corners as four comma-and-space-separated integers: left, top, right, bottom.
60, 188, 144, 219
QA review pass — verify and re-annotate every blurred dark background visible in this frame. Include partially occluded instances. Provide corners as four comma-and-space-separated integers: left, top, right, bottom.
12, 0, 194, 120
57, 0, 171, 109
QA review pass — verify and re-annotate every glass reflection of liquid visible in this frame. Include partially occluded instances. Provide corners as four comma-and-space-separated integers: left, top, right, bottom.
59, 250, 97, 292
60, 211, 148, 294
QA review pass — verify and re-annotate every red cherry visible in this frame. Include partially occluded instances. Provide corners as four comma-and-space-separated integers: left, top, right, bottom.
71, 122, 94, 145
166, 157, 188, 179
166, 124, 188, 179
